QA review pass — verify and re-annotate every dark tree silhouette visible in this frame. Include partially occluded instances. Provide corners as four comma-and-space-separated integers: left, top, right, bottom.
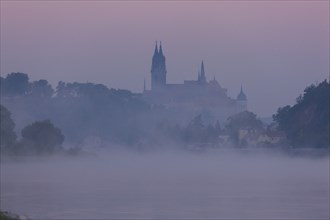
30, 79, 54, 98
1, 72, 30, 96
273, 80, 330, 148
0, 105, 17, 149
225, 111, 264, 144
21, 120, 64, 154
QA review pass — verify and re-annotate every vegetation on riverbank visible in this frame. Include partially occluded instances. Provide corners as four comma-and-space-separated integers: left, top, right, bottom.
0, 211, 21, 220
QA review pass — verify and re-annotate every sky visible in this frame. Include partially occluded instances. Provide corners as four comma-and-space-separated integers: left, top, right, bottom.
0, 1, 329, 117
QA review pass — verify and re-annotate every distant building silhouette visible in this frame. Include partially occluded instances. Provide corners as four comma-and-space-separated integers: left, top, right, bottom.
198, 61, 207, 85
237, 85, 247, 112
151, 41, 167, 90
143, 42, 248, 123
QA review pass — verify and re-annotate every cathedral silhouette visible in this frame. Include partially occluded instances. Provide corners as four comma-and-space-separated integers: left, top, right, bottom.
143, 42, 247, 123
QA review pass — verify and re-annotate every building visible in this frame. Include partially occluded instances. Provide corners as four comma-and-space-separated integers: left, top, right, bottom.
237, 86, 247, 112
151, 42, 167, 90
143, 42, 248, 124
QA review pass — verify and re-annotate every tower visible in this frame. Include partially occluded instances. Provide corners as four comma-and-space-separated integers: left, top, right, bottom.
237, 85, 247, 112
151, 41, 167, 90
143, 78, 146, 92
198, 61, 207, 84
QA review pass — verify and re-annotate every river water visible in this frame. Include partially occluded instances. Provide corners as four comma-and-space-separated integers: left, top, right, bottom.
1, 151, 329, 219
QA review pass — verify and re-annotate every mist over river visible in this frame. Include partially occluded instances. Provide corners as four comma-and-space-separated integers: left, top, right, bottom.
1, 150, 329, 219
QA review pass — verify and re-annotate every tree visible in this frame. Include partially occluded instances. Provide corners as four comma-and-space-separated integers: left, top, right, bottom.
273, 105, 291, 131
183, 114, 205, 143
273, 80, 330, 148
0, 211, 20, 220
21, 120, 64, 154
0, 76, 5, 92
0, 105, 17, 149
225, 111, 264, 145
30, 79, 54, 98
181, 114, 219, 144
1, 72, 30, 96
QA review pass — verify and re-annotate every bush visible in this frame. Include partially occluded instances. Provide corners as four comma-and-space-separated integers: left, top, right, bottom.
21, 120, 64, 154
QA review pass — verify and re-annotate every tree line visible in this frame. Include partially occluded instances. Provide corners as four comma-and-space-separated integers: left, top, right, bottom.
1, 72, 329, 155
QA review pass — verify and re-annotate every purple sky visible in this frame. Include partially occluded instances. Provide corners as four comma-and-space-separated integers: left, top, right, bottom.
1, 1, 329, 117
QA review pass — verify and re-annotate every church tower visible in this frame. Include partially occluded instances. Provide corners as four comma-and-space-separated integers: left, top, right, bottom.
151, 41, 167, 90
237, 85, 247, 112
198, 60, 207, 85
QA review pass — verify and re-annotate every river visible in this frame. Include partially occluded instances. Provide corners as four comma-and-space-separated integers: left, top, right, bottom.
1, 150, 329, 219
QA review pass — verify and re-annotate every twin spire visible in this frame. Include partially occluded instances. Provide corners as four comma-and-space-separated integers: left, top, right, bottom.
151, 41, 167, 89
153, 41, 163, 56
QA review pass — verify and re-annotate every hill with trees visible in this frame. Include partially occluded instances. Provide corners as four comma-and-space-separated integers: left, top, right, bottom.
273, 80, 329, 148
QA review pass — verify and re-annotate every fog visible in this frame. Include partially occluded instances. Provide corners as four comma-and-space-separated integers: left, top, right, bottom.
1, 150, 329, 219
0, 2, 329, 218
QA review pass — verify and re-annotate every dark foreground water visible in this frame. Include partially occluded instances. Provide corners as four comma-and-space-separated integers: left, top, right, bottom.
1, 150, 329, 219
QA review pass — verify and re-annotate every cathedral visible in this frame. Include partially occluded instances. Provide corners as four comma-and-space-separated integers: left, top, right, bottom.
143, 42, 247, 123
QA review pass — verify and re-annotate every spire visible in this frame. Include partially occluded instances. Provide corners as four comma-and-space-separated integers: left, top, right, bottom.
199, 60, 206, 84
159, 41, 163, 56
153, 41, 158, 55
201, 60, 205, 77
237, 85, 247, 101
151, 41, 167, 90
143, 78, 146, 92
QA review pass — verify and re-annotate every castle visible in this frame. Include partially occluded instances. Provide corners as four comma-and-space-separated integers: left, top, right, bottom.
142, 42, 247, 124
